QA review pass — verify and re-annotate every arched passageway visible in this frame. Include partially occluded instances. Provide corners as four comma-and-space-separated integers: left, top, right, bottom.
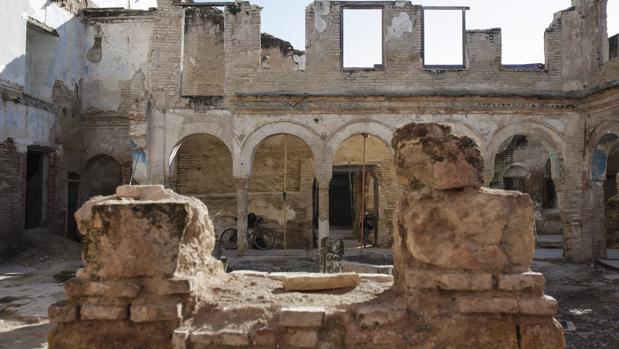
82, 154, 122, 203
591, 133, 619, 254
249, 134, 315, 249
173, 134, 236, 234
604, 141, 619, 249
330, 134, 400, 248
490, 135, 562, 246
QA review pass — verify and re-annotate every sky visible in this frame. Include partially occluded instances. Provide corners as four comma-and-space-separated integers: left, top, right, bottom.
97, 0, 619, 65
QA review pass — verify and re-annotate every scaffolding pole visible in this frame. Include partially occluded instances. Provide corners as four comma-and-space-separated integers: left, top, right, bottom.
360, 134, 368, 254
283, 135, 288, 256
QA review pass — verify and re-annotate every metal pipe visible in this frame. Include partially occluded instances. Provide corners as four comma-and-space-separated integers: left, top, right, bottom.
360, 134, 367, 253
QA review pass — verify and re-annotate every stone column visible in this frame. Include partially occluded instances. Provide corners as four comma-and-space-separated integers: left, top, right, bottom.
234, 177, 250, 254
591, 180, 608, 260
317, 177, 331, 248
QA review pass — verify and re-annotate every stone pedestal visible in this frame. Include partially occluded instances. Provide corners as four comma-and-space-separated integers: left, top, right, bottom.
48, 185, 223, 349
391, 123, 565, 349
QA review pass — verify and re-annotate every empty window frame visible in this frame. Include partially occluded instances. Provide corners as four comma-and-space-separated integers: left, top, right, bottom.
342, 8, 384, 69
422, 7, 468, 68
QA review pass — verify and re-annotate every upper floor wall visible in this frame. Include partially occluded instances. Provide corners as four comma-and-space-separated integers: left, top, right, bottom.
179, 0, 617, 98
0, 0, 85, 102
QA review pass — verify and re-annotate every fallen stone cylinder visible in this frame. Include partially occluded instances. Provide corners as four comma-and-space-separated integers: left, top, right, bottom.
282, 273, 361, 291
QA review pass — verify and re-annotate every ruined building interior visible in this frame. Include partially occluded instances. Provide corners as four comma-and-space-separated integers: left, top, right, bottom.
0, 0, 618, 348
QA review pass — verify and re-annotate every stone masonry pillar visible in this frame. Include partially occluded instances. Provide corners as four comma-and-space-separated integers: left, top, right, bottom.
591, 180, 608, 260
234, 177, 250, 254
317, 177, 331, 248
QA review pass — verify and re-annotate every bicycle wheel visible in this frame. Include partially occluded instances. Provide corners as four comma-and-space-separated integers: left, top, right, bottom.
221, 228, 238, 250
253, 229, 275, 250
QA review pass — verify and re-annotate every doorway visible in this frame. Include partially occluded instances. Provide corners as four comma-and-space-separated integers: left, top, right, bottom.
329, 173, 354, 227
25, 151, 48, 229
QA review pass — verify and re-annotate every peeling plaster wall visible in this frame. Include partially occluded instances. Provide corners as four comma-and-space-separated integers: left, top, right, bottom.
81, 19, 153, 112
0, 0, 83, 95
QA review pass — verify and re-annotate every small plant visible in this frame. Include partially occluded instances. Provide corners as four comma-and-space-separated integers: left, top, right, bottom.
228, 4, 241, 15
53, 270, 76, 283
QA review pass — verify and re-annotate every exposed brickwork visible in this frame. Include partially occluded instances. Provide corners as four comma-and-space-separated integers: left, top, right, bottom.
182, 7, 225, 96
0, 139, 25, 258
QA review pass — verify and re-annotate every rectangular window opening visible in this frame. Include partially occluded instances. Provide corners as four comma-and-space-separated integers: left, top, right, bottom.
342, 8, 383, 69
423, 8, 466, 68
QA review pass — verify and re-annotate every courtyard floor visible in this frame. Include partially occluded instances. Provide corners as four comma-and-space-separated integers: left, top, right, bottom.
0, 232, 617, 349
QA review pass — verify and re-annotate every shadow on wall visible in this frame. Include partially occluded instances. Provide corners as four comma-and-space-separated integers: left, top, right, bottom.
0, 55, 26, 92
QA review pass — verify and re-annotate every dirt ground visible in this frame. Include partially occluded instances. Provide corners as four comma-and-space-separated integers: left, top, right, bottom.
0, 233, 617, 349
532, 260, 619, 349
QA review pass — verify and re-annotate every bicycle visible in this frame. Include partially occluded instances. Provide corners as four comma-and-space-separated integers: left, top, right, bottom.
220, 213, 275, 250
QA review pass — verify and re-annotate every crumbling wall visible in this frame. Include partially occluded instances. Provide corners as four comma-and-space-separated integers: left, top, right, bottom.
261, 33, 305, 72
218, 1, 609, 97
182, 7, 225, 96
0, 139, 25, 259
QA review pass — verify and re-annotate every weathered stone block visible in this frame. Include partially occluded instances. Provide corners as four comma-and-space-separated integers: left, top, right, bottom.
74, 185, 223, 281
142, 278, 193, 296
519, 295, 558, 315
251, 329, 276, 346
498, 272, 545, 294
80, 299, 128, 320
392, 123, 483, 190
172, 330, 189, 349
282, 273, 360, 291
190, 331, 213, 345
286, 329, 319, 348
116, 185, 166, 199
81, 202, 191, 280
65, 278, 141, 298
279, 306, 325, 327
214, 330, 250, 346
130, 302, 182, 323
457, 297, 519, 314
48, 300, 77, 323
404, 270, 493, 291
356, 306, 407, 327
520, 319, 566, 349
359, 273, 394, 283
400, 187, 534, 273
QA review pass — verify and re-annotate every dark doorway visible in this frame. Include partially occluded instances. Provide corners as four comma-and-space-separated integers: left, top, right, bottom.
67, 173, 81, 241
25, 151, 47, 228
329, 174, 353, 227
82, 155, 122, 203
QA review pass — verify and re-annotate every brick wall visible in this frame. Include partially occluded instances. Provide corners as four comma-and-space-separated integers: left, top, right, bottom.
0, 139, 25, 258
182, 7, 225, 96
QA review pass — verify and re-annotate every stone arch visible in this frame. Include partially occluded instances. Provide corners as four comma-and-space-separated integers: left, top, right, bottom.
485, 122, 565, 183
238, 121, 323, 178
586, 120, 619, 182
324, 120, 396, 179
585, 120, 619, 256
168, 132, 232, 180
82, 154, 122, 203
503, 163, 531, 179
